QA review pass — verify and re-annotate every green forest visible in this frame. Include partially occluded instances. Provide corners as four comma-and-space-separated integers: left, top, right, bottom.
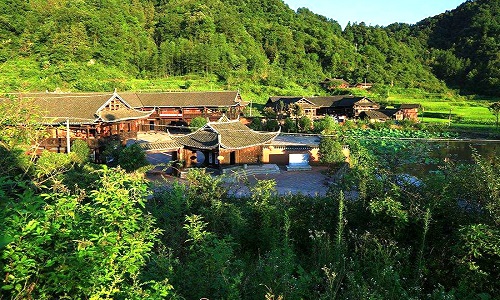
0, 0, 499, 97
1, 97, 499, 299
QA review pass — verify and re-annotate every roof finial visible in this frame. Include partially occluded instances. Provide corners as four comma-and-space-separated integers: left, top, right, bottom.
114, 87, 117, 94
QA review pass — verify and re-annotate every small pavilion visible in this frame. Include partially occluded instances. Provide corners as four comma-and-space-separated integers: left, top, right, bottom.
171, 116, 280, 168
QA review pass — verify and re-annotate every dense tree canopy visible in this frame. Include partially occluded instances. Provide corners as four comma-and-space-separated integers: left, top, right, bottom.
0, 0, 498, 95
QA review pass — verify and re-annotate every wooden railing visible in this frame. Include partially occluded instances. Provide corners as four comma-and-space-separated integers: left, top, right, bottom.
40, 131, 137, 150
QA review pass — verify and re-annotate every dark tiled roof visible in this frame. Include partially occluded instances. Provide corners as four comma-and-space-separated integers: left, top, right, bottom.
267, 96, 304, 103
13, 92, 152, 125
320, 78, 349, 84
173, 131, 220, 149
17, 93, 111, 124
331, 96, 373, 107
267, 96, 311, 107
399, 104, 421, 109
172, 119, 279, 150
378, 109, 401, 117
138, 140, 183, 151
361, 110, 389, 119
119, 93, 143, 107
267, 95, 379, 109
123, 91, 242, 108
98, 107, 154, 122
308, 96, 345, 107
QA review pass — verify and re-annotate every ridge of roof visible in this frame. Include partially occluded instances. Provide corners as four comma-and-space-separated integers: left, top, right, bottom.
171, 119, 280, 150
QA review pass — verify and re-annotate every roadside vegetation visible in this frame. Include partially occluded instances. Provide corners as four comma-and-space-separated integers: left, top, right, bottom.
1, 97, 499, 300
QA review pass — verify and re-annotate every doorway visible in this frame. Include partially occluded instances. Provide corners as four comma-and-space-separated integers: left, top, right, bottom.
230, 151, 236, 165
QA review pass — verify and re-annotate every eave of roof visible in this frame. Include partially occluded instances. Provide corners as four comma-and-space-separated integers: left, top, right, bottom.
128, 91, 242, 108
97, 107, 155, 123
172, 119, 280, 150
363, 110, 389, 119
138, 140, 183, 151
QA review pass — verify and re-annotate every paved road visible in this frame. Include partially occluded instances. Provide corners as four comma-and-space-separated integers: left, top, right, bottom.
147, 166, 331, 198
221, 166, 331, 197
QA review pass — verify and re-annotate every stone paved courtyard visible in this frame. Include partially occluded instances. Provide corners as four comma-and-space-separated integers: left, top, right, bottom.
147, 165, 331, 197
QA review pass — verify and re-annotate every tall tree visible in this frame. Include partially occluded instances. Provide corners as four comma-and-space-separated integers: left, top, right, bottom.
489, 102, 500, 128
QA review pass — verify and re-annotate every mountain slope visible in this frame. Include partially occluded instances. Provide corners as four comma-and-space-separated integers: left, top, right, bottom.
0, 0, 496, 96
412, 0, 500, 95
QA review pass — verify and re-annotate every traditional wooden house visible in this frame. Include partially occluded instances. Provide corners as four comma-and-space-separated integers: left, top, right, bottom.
170, 116, 280, 168
353, 82, 373, 89
398, 104, 420, 121
359, 110, 390, 122
266, 95, 379, 119
121, 91, 246, 129
12, 92, 154, 158
325, 96, 379, 118
262, 135, 320, 165
320, 78, 350, 90
378, 108, 404, 121
265, 96, 317, 118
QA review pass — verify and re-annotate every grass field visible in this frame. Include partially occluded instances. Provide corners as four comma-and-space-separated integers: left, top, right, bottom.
386, 92, 498, 126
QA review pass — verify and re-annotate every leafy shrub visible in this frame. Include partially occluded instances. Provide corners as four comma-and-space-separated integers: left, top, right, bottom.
319, 137, 345, 164
283, 117, 297, 133
103, 141, 149, 172
190, 116, 208, 131
265, 119, 279, 131
313, 115, 338, 134
34, 150, 73, 182
1, 168, 172, 299
298, 116, 312, 132
118, 144, 149, 172
249, 118, 263, 131
70, 139, 90, 164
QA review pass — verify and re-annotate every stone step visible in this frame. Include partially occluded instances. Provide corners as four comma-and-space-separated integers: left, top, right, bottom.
223, 164, 281, 178
286, 164, 312, 171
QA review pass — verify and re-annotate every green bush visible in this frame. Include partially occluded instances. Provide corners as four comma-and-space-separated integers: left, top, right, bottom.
313, 116, 339, 134
265, 119, 279, 131
283, 117, 297, 133
190, 116, 208, 131
298, 116, 312, 133
118, 144, 149, 172
319, 137, 345, 164
1, 168, 172, 299
70, 139, 90, 164
249, 118, 263, 131
103, 142, 149, 172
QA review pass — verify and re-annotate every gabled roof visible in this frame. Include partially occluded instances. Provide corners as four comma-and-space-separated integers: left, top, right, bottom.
138, 140, 183, 151
266, 96, 317, 108
172, 118, 280, 150
331, 96, 376, 107
12, 92, 153, 125
121, 91, 243, 108
360, 110, 389, 120
308, 96, 345, 107
320, 78, 349, 85
267, 95, 379, 109
399, 104, 421, 109
378, 109, 402, 117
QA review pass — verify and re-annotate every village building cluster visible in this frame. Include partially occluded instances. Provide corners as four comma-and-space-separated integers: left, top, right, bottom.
6, 89, 419, 172
265, 95, 419, 122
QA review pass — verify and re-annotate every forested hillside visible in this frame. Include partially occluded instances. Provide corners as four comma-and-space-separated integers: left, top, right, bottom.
412, 0, 500, 95
0, 0, 498, 95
